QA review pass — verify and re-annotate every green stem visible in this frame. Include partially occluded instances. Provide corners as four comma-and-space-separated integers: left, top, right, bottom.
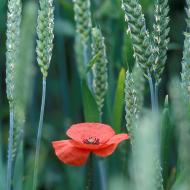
97, 115, 107, 190
148, 72, 156, 111
86, 154, 93, 190
32, 77, 46, 190
98, 159, 107, 190
155, 83, 159, 112
6, 105, 14, 190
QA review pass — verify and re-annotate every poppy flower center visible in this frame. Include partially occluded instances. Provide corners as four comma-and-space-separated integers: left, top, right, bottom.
83, 137, 100, 145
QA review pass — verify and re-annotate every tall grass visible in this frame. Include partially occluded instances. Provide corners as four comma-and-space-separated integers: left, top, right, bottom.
1, 0, 190, 190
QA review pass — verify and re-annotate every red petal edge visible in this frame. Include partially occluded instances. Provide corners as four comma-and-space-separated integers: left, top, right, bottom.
52, 140, 90, 166
93, 134, 129, 157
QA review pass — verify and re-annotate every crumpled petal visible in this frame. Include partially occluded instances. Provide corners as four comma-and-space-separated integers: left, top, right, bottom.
93, 134, 129, 157
67, 123, 115, 144
52, 140, 90, 166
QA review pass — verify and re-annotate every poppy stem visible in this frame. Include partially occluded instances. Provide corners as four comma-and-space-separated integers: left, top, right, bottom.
86, 154, 93, 190
32, 77, 47, 190
98, 116, 107, 190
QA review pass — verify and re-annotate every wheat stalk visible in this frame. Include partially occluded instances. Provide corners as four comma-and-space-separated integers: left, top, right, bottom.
33, 1, 54, 190
6, 0, 21, 189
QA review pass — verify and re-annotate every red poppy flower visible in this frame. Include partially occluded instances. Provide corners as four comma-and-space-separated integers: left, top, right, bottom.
52, 123, 129, 166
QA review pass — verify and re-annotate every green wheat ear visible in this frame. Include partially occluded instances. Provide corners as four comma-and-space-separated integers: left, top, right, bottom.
153, 0, 170, 85
73, 0, 92, 81
125, 67, 144, 147
91, 27, 108, 118
6, 0, 22, 105
181, 0, 190, 102
132, 64, 145, 115
122, 0, 170, 85
73, 0, 92, 45
13, 1, 37, 162
36, 0, 54, 78
121, 0, 154, 75
125, 70, 138, 146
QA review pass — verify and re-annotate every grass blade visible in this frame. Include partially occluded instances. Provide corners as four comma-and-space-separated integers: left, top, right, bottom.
112, 68, 125, 133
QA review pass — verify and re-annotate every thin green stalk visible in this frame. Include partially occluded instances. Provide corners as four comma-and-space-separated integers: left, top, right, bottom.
33, 77, 47, 190
6, 106, 14, 190
148, 73, 156, 111
155, 83, 159, 111
86, 154, 93, 190
97, 116, 107, 190
83, 44, 88, 67
98, 159, 107, 190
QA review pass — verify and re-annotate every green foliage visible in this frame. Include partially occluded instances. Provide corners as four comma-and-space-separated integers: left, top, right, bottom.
112, 68, 126, 133
161, 96, 173, 187
91, 27, 108, 118
36, 0, 54, 77
1, 0, 190, 189
170, 79, 190, 190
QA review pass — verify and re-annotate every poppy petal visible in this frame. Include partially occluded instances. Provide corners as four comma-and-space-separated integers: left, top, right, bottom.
93, 144, 116, 157
106, 134, 129, 145
93, 134, 129, 157
67, 123, 115, 144
52, 140, 90, 166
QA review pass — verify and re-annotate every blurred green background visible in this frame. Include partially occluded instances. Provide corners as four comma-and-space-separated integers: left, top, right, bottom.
0, 0, 187, 189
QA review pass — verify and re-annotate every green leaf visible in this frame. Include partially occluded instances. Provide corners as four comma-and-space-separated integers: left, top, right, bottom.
81, 80, 99, 122
161, 95, 173, 187
112, 68, 126, 133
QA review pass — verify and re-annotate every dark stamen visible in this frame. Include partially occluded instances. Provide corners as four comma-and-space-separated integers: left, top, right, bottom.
83, 137, 100, 145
